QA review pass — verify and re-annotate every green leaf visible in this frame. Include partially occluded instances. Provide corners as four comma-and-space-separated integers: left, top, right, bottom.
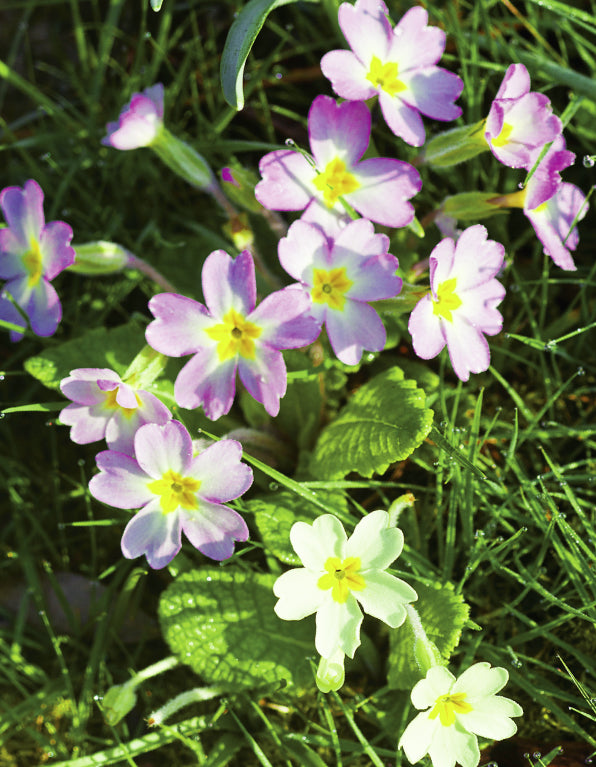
310, 367, 433, 479
276, 350, 323, 449
24, 322, 147, 391
220, 0, 318, 110
387, 582, 470, 690
250, 490, 348, 564
159, 567, 313, 689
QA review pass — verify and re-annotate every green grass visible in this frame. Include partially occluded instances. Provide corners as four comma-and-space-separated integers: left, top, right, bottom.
2, 0, 596, 764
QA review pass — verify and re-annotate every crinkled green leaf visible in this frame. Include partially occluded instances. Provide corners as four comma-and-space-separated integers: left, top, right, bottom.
387, 582, 470, 690
220, 0, 318, 110
159, 567, 313, 689
24, 322, 146, 391
310, 367, 433, 479
250, 490, 348, 565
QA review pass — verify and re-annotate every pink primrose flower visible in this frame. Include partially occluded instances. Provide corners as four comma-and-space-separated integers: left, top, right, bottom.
321, 1, 463, 147
485, 64, 561, 169
522, 134, 575, 211
278, 218, 401, 365
0, 179, 75, 341
408, 225, 505, 381
59, 368, 172, 456
524, 182, 587, 271
89, 420, 253, 568
255, 95, 421, 231
145, 249, 320, 420
102, 84, 164, 150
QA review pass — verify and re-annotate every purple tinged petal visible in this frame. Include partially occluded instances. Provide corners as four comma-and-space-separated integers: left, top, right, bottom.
249, 287, 320, 349
90, 450, 154, 509
308, 96, 371, 167
495, 63, 530, 100
121, 503, 181, 569
346, 252, 402, 301
0, 296, 26, 341
525, 182, 586, 271
38, 221, 75, 279
181, 502, 248, 560
190, 439, 253, 502
6, 276, 61, 337
390, 7, 445, 69
238, 345, 287, 417
134, 420, 193, 478
347, 157, 421, 227
115, 382, 139, 408
524, 134, 575, 210
443, 314, 491, 381
429, 237, 456, 292
448, 225, 505, 291
338, 0, 393, 66
61, 367, 121, 395
102, 85, 164, 150
278, 219, 329, 283
105, 393, 171, 456
255, 150, 317, 211
60, 403, 110, 444
0, 180, 44, 246
408, 296, 447, 360
174, 348, 237, 419
146, 293, 213, 356
320, 50, 376, 101
400, 68, 464, 122
202, 249, 256, 318
325, 299, 387, 365
378, 92, 426, 147
300, 199, 352, 233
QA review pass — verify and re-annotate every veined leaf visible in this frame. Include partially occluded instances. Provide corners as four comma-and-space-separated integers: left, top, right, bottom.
310, 367, 433, 479
159, 567, 313, 688
387, 581, 470, 690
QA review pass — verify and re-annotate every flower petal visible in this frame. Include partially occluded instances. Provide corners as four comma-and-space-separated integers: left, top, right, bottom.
399, 711, 438, 764
38, 220, 75, 279
174, 347, 237, 419
238, 345, 287, 417
457, 696, 522, 739
290, 514, 347, 571
273, 568, 325, 619
428, 722, 479, 767
338, 0, 393, 66
320, 50, 376, 101
411, 665, 455, 709
90, 450, 153, 509
255, 150, 318, 211
315, 593, 362, 658
379, 91, 426, 147
181, 501, 248, 560
409, 295, 446, 360
345, 510, 403, 568
190, 439, 253, 502
325, 298, 386, 365
249, 287, 319, 349
0, 180, 44, 247
147, 293, 213, 356
308, 96, 371, 167
347, 157, 421, 227
134, 420, 193, 478
121, 502, 181, 569
355, 570, 417, 627
443, 314, 491, 381
452, 661, 508, 697
202, 248, 256, 318
278, 219, 328, 283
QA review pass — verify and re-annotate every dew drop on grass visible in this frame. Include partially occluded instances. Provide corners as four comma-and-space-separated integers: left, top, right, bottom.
533, 753, 542, 760
285, 138, 296, 148
583, 155, 595, 168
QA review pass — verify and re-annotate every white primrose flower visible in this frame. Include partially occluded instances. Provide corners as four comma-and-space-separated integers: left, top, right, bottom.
273, 510, 418, 660
399, 662, 523, 767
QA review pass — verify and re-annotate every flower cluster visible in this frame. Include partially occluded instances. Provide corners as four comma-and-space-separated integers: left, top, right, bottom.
0, 180, 75, 341
484, 64, 587, 270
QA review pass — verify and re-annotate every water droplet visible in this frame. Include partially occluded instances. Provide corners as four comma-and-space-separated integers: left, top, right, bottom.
144, 31, 151, 39
269, 481, 279, 491
285, 138, 296, 147
511, 658, 522, 668
274, 72, 283, 80
577, 366, 585, 375
77, 458, 85, 467
0, 375, 4, 381
205, 576, 212, 582
518, 181, 525, 190
533, 752, 542, 759
583, 155, 595, 168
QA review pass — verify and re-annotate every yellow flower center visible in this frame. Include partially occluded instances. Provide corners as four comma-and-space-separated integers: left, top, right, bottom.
204, 308, 262, 362
103, 387, 142, 419
429, 692, 473, 727
147, 469, 201, 514
22, 239, 43, 286
311, 267, 353, 311
366, 56, 406, 96
317, 556, 365, 603
312, 158, 360, 208
432, 278, 462, 322
491, 121, 514, 148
